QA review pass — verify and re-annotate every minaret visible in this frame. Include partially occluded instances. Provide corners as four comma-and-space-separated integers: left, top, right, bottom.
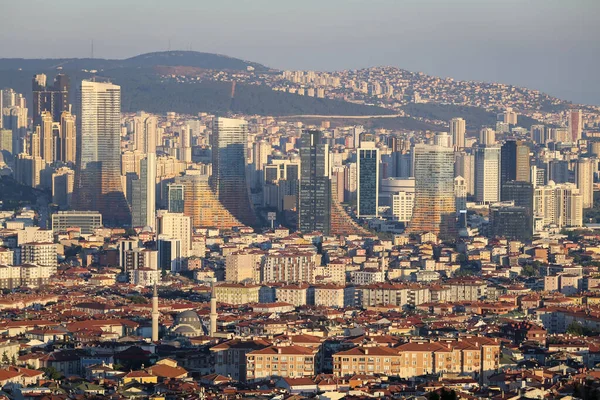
151, 283, 159, 342
209, 282, 218, 337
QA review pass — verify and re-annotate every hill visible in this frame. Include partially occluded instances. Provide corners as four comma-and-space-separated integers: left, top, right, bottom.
0, 68, 394, 117
0, 51, 269, 72
402, 103, 544, 130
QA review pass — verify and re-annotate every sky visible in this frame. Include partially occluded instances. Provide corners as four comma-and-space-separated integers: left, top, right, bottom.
2, 0, 599, 105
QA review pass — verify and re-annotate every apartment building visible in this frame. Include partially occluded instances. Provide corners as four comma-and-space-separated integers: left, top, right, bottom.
333, 337, 500, 382
0, 264, 56, 289
214, 283, 260, 305
246, 345, 317, 382
313, 285, 354, 308
20, 243, 57, 267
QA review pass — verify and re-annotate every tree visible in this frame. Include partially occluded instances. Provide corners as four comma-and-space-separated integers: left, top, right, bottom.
522, 264, 538, 277
566, 321, 585, 336
440, 388, 458, 400
10, 355, 16, 365
1, 352, 9, 365
428, 392, 440, 400
42, 366, 62, 380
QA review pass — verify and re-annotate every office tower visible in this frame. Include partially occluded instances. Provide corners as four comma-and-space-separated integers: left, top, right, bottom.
531, 125, 546, 145
60, 111, 76, 163
168, 183, 185, 213
490, 206, 532, 241
434, 132, 452, 148
395, 151, 413, 178
40, 111, 54, 162
73, 80, 131, 227
450, 118, 466, 149
211, 117, 256, 227
156, 210, 191, 258
479, 128, 496, 146
568, 109, 583, 142
475, 146, 501, 203
501, 180, 534, 235
299, 130, 331, 234
133, 111, 158, 153
51, 210, 102, 235
454, 176, 467, 213
534, 182, 582, 230
454, 151, 475, 196
131, 153, 157, 229
32, 73, 69, 126
501, 180, 534, 211
356, 142, 379, 217
575, 158, 594, 209
500, 140, 530, 191
52, 167, 75, 209
408, 144, 456, 240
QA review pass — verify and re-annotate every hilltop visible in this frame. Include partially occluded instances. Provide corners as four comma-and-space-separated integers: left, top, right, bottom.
0, 51, 269, 72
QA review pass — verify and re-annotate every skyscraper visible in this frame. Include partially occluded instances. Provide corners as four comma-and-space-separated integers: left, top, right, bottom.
356, 142, 379, 217
299, 130, 331, 234
32, 73, 70, 126
40, 111, 54, 162
131, 153, 157, 229
575, 158, 594, 209
530, 125, 546, 144
475, 146, 501, 203
479, 128, 496, 146
211, 117, 256, 227
500, 180, 534, 235
60, 111, 76, 163
450, 117, 466, 150
408, 144, 456, 240
73, 80, 131, 226
500, 140, 530, 190
133, 111, 158, 153
568, 109, 583, 143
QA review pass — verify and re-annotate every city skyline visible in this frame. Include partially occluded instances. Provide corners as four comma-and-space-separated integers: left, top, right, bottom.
1, 3, 600, 397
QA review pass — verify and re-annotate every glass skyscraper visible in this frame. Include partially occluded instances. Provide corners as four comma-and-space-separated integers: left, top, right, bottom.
210, 117, 255, 227
357, 143, 379, 217
408, 144, 456, 240
73, 80, 131, 226
298, 129, 331, 235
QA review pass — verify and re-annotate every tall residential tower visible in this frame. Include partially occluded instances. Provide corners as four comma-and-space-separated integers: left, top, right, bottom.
73, 80, 131, 226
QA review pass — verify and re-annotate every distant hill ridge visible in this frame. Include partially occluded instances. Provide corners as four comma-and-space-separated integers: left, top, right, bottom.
0, 51, 269, 72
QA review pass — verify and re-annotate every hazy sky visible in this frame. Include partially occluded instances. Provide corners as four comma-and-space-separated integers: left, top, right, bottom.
2, 0, 599, 105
